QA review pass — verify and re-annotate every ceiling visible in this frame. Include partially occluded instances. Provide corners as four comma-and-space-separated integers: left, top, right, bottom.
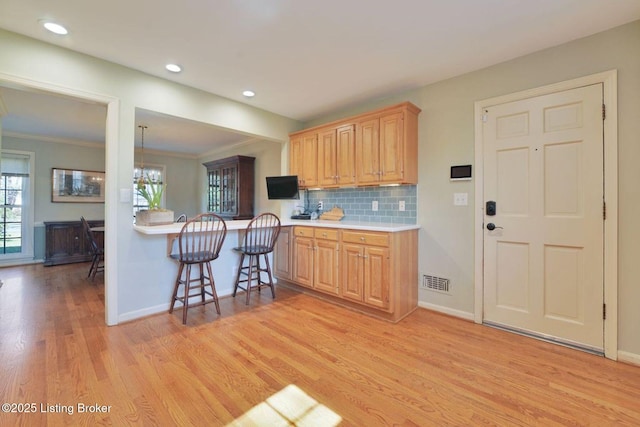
1, 0, 640, 154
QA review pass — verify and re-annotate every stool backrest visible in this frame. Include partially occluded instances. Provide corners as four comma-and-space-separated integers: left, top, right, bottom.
177, 213, 227, 263
241, 213, 281, 254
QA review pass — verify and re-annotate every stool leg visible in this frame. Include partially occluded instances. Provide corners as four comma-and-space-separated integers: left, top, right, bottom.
199, 263, 206, 303
245, 254, 254, 305
182, 264, 191, 325
256, 255, 263, 293
264, 253, 276, 299
233, 253, 245, 297
170, 262, 184, 314
206, 261, 221, 315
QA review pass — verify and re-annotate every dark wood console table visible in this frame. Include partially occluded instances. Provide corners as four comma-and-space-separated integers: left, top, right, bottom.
44, 220, 104, 266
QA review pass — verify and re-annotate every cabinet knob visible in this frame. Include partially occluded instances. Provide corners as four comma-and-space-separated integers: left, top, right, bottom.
360, 237, 365, 241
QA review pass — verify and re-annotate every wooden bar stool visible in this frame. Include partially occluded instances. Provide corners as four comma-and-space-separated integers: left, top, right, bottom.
169, 213, 227, 324
232, 213, 281, 304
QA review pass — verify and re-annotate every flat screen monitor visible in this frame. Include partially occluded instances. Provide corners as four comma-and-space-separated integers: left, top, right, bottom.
266, 175, 300, 200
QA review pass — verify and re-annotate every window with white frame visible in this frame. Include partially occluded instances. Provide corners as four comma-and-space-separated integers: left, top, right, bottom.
0, 150, 35, 260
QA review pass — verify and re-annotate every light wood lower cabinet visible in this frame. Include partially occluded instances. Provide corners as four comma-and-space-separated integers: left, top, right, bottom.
313, 228, 340, 296
292, 227, 314, 287
291, 226, 340, 296
277, 225, 417, 322
274, 227, 292, 280
341, 230, 390, 309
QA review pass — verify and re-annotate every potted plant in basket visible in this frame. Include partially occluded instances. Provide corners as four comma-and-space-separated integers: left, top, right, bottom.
135, 175, 174, 226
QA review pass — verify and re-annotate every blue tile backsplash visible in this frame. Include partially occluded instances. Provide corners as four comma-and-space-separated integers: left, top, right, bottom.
300, 185, 417, 224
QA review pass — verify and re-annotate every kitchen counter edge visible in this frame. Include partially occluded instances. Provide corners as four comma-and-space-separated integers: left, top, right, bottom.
133, 219, 420, 235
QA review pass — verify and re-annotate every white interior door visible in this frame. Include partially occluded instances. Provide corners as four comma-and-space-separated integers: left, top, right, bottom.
482, 84, 604, 352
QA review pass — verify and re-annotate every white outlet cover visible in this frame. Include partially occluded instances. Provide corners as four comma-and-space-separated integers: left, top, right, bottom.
372, 200, 379, 211
399, 200, 405, 211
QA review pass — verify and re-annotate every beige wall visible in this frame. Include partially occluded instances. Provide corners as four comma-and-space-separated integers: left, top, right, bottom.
306, 20, 640, 356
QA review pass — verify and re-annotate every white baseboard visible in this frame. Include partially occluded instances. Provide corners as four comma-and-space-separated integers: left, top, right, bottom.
117, 289, 236, 324
617, 350, 640, 367
0, 258, 43, 267
418, 301, 475, 321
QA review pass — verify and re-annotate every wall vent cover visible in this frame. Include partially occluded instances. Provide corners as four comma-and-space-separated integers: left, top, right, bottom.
422, 274, 450, 293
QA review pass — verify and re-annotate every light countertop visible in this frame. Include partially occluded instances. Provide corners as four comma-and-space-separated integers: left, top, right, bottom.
133, 219, 419, 235
282, 219, 419, 232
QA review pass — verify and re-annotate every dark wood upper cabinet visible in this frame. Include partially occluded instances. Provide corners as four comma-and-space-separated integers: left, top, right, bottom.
203, 155, 255, 220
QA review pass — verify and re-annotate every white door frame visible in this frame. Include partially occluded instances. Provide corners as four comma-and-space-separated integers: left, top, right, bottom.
473, 70, 618, 360
0, 72, 120, 326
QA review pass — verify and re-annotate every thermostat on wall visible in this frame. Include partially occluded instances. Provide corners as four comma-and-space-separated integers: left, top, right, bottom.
450, 165, 472, 181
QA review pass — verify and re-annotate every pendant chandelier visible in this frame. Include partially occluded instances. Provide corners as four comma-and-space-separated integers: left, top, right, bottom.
135, 125, 148, 188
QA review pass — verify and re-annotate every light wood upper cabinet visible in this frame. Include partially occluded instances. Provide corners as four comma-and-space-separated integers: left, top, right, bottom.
318, 128, 337, 187
336, 124, 356, 186
356, 105, 419, 185
290, 132, 318, 188
356, 117, 380, 184
378, 111, 405, 183
318, 124, 356, 187
290, 102, 419, 189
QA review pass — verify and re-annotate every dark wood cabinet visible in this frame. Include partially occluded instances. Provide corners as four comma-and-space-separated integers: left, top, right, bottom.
203, 155, 255, 220
44, 220, 104, 266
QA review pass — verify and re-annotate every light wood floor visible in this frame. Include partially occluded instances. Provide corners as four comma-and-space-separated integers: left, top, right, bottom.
1, 263, 639, 426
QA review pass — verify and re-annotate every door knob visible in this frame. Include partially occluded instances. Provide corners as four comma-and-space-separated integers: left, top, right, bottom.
486, 223, 503, 231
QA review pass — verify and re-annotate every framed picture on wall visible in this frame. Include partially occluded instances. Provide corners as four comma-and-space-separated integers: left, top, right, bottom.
51, 168, 105, 203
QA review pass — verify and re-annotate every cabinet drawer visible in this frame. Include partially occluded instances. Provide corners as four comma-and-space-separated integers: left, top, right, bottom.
314, 228, 339, 241
342, 230, 389, 247
294, 226, 315, 238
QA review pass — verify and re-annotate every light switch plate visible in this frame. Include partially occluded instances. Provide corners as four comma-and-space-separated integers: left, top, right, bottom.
372, 200, 379, 211
120, 188, 132, 203
399, 200, 405, 211
453, 193, 468, 206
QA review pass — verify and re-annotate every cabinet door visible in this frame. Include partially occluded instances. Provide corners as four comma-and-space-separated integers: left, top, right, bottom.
364, 246, 390, 309
220, 164, 238, 216
314, 239, 340, 295
341, 243, 364, 302
301, 133, 319, 187
274, 227, 292, 280
318, 128, 337, 187
356, 117, 380, 184
379, 111, 404, 183
290, 135, 304, 185
336, 124, 356, 186
292, 236, 314, 288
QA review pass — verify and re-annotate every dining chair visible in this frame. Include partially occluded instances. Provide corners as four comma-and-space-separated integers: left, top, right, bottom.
232, 213, 281, 304
80, 216, 104, 279
169, 213, 227, 325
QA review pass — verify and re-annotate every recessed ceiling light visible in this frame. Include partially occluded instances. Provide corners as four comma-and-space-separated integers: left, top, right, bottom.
242, 90, 255, 98
41, 21, 68, 35
165, 63, 182, 73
